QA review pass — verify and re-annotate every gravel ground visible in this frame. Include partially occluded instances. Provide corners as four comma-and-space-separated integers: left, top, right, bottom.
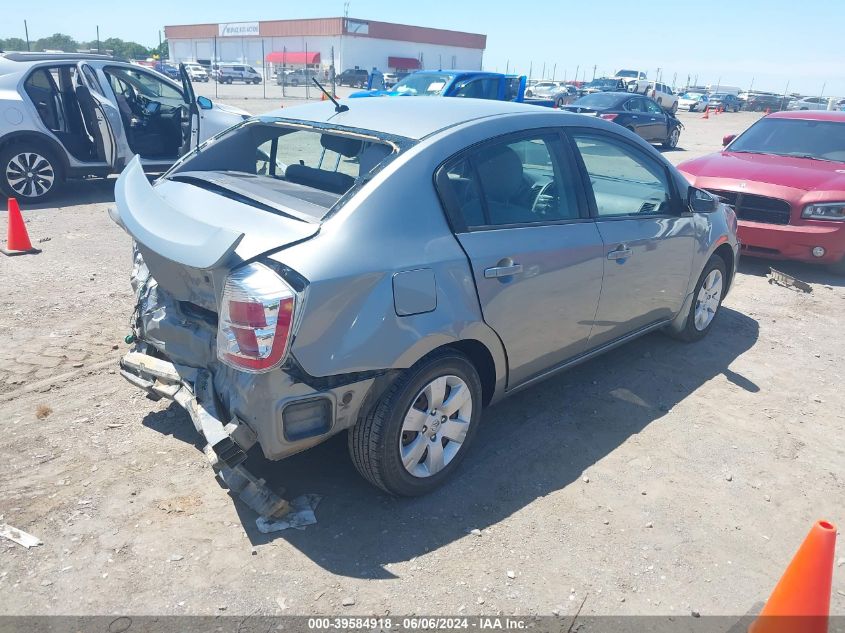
0, 97, 842, 618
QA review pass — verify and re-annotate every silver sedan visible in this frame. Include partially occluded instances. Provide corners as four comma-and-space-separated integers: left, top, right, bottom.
111, 97, 738, 510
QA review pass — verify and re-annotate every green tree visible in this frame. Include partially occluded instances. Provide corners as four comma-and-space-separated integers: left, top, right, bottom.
33, 33, 78, 52
0, 37, 29, 51
150, 40, 168, 60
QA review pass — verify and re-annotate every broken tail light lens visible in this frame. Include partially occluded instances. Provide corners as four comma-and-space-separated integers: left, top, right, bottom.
600, 113, 619, 121
217, 263, 295, 373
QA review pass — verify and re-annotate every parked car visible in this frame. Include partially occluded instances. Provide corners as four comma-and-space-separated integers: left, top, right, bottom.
787, 96, 829, 111
744, 93, 788, 112
524, 81, 575, 107
582, 78, 628, 94
153, 62, 180, 80
707, 93, 742, 112
0, 53, 248, 201
183, 63, 209, 82
678, 91, 710, 112
350, 70, 527, 104
614, 69, 648, 93
111, 97, 737, 504
214, 64, 262, 84
276, 68, 316, 86
337, 68, 369, 88
561, 92, 684, 149
678, 111, 845, 273
646, 81, 678, 113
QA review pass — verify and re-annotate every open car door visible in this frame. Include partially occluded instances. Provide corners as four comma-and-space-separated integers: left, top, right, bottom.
178, 63, 200, 155
76, 62, 119, 168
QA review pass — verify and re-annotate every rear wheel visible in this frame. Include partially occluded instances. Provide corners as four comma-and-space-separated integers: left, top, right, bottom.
670, 256, 727, 342
0, 143, 64, 202
348, 349, 483, 496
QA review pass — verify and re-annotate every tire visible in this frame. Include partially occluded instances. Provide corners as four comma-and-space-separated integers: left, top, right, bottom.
670, 255, 727, 342
671, 102, 678, 114
0, 142, 64, 202
555, 97, 564, 109
662, 126, 681, 149
348, 349, 483, 496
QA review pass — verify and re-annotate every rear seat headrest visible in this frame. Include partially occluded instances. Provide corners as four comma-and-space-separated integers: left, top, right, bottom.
321, 133, 363, 157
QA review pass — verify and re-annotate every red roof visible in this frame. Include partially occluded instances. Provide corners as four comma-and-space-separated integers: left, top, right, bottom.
768, 110, 845, 121
388, 56, 420, 70
265, 51, 321, 64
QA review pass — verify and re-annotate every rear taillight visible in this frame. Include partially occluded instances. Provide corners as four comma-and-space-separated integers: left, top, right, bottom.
217, 263, 295, 373
600, 113, 618, 121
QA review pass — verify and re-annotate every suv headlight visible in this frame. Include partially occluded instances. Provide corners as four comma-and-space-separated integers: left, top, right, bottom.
802, 202, 845, 221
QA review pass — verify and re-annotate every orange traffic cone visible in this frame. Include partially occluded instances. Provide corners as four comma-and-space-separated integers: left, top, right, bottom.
321, 91, 327, 101
1, 198, 40, 256
749, 520, 837, 633
702, 106, 710, 119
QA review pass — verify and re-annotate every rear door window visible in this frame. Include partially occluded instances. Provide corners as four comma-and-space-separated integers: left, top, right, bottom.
24, 68, 62, 130
437, 132, 582, 229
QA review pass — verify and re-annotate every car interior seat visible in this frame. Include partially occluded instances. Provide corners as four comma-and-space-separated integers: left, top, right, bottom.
284, 133, 364, 195
474, 145, 536, 224
74, 85, 108, 162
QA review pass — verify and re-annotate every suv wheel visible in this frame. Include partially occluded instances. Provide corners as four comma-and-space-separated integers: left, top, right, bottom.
670, 255, 727, 342
348, 349, 483, 496
0, 143, 64, 202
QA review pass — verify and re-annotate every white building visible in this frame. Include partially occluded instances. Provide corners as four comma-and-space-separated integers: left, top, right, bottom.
164, 17, 486, 75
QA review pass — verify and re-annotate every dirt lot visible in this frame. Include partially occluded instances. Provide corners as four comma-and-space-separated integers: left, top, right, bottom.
0, 98, 842, 619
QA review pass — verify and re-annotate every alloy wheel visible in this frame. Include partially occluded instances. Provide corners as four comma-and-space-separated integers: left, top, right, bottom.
668, 128, 680, 148
5, 151, 55, 198
399, 375, 473, 478
694, 268, 723, 331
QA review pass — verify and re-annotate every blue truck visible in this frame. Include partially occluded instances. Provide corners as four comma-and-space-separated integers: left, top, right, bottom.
349, 70, 532, 103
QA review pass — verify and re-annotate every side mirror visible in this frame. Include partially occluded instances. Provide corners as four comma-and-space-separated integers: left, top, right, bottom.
722, 134, 736, 147
689, 187, 718, 213
197, 96, 213, 110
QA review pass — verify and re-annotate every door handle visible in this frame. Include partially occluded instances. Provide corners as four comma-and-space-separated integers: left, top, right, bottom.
607, 248, 633, 260
484, 263, 523, 278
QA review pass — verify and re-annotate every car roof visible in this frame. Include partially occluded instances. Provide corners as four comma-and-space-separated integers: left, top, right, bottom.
768, 110, 845, 122
0, 52, 122, 64
261, 96, 567, 140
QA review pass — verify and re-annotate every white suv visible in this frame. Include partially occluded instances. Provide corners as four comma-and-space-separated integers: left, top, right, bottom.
0, 52, 248, 201
646, 81, 679, 113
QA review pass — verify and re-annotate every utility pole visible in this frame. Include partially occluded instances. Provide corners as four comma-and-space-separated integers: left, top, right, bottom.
819, 81, 826, 99
505, 59, 509, 74
528, 61, 533, 80
552, 63, 556, 80
24, 20, 30, 51
656, 67, 661, 82
158, 30, 162, 59
541, 62, 545, 80
96, 25, 100, 53
592, 65, 597, 80
574, 65, 579, 85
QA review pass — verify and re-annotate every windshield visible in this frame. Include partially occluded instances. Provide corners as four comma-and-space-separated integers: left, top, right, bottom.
616, 70, 638, 78
710, 93, 729, 99
535, 82, 557, 90
167, 120, 405, 218
587, 79, 618, 89
681, 92, 704, 99
729, 118, 845, 163
393, 72, 455, 96
572, 93, 621, 109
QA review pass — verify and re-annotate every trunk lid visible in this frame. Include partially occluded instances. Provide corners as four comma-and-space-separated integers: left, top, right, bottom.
111, 156, 325, 312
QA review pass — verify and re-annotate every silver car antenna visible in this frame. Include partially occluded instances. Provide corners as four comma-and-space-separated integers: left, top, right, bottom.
312, 79, 349, 113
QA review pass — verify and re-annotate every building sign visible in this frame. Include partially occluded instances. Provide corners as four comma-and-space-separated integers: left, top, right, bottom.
345, 19, 369, 35
218, 22, 259, 37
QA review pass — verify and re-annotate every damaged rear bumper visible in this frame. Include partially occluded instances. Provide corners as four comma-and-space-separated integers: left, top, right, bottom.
119, 350, 290, 519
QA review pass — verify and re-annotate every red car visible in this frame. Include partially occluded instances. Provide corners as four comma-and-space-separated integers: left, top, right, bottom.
678, 111, 845, 273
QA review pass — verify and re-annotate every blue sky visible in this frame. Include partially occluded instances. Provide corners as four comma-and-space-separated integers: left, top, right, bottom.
7, 0, 844, 96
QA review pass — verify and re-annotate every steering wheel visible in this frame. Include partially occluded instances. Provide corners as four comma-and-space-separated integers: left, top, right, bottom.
531, 180, 558, 214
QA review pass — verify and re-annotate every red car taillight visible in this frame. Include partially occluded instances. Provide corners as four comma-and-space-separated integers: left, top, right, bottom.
217, 263, 296, 373
600, 113, 618, 121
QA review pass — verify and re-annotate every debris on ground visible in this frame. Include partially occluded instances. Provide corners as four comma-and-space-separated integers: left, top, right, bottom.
767, 268, 812, 293
255, 494, 321, 533
0, 523, 43, 548
341, 596, 355, 607
35, 405, 52, 420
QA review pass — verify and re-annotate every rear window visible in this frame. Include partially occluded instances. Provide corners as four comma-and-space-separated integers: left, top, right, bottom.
167, 120, 405, 219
